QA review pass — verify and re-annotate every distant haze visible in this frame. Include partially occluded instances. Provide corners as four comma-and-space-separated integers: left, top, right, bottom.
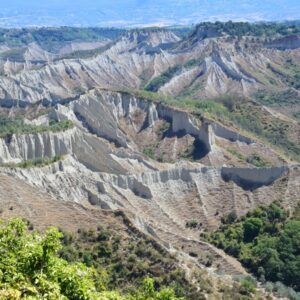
0, 0, 299, 27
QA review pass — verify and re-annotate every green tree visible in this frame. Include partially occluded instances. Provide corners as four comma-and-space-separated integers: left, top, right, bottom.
243, 218, 263, 242
0, 219, 184, 300
207, 202, 300, 291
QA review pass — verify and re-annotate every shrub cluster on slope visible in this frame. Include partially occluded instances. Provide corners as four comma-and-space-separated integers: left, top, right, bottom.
205, 202, 300, 295
193, 21, 300, 38
226, 149, 270, 167
0, 155, 63, 169
144, 59, 199, 93
58, 219, 201, 299
0, 117, 73, 139
0, 218, 184, 300
145, 65, 182, 92
267, 61, 300, 90
255, 89, 300, 107
57, 212, 266, 300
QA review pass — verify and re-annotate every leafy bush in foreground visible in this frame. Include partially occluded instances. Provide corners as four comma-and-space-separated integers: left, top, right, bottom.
0, 218, 184, 299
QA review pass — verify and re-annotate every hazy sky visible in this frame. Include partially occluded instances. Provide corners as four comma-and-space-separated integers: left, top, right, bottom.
0, 0, 299, 27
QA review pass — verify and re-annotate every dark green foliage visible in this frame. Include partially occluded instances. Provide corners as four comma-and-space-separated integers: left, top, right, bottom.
71, 86, 85, 95
212, 96, 300, 161
203, 95, 298, 161
255, 88, 300, 123
185, 220, 198, 229
246, 154, 269, 168
181, 144, 195, 161
207, 202, 300, 291
143, 147, 155, 159
193, 21, 300, 39
183, 59, 199, 68
255, 89, 300, 107
282, 60, 300, 90
267, 61, 300, 90
243, 218, 263, 242
221, 211, 238, 224
239, 277, 257, 296
144, 59, 200, 92
0, 218, 185, 299
128, 89, 300, 161
226, 148, 270, 167
59, 224, 202, 299
145, 65, 182, 92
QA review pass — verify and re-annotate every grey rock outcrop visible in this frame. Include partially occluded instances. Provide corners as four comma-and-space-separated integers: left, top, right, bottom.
0, 88, 297, 278
0, 29, 299, 105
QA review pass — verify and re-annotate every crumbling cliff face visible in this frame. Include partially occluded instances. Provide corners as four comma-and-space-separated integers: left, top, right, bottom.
0, 26, 299, 294
221, 166, 289, 190
2, 153, 299, 275
68, 89, 284, 166
69, 89, 254, 156
0, 30, 183, 105
0, 29, 299, 105
0, 89, 298, 277
0, 129, 74, 163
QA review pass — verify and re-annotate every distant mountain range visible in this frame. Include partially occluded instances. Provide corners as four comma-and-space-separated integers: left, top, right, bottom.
0, 0, 300, 28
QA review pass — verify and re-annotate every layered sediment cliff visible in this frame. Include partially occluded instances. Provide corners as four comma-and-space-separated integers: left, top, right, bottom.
0, 88, 298, 277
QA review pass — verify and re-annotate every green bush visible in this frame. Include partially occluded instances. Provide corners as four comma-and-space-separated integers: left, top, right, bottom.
145, 65, 182, 92
221, 211, 238, 224
239, 277, 257, 295
243, 218, 263, 242
207, 202, 300, 291
185, 220, 198, 229
0, 116, 74, 139
0, 219, 102, 299
143, 147, 155, 159
255, 89, 300, 107
1, 155, 63, 169
246, 154, 269, 167
0, 219, 185, 300
193, 21, 300, 39
58, 222, 201, 299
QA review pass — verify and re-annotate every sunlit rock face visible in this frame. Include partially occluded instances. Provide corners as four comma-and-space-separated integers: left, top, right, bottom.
0, 28, 299, 278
